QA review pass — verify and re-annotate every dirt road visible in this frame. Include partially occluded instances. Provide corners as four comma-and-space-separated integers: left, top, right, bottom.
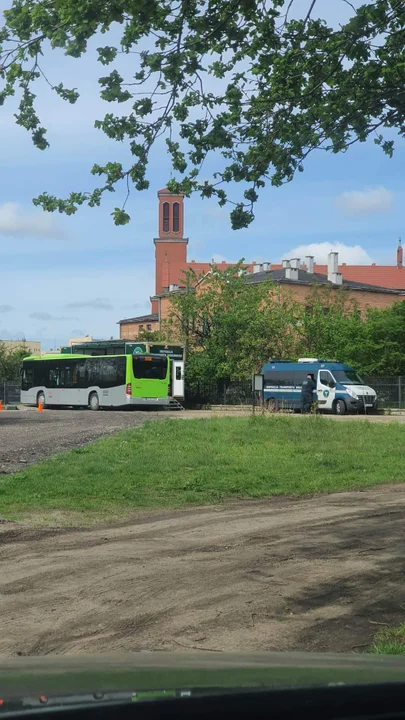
1, 485, 405, 656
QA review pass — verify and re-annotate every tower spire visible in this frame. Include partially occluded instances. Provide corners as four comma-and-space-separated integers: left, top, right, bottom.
397, 237, 403, 269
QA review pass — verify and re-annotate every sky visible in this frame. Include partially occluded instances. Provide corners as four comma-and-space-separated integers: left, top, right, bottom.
0, 0, 404, 349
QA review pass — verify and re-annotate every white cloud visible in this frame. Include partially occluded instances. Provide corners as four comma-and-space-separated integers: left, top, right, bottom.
0, 304, 13, 313
336, 187, 393, 216
282, 242, 373, 265
29, 311, 80, 321
0, 203, 64, 239
65, 298, 113, 311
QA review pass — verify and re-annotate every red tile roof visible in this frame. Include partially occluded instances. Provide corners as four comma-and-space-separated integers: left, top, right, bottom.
161, 260, 405, 291
271, 264, 405, 290
165, 261, 254, 288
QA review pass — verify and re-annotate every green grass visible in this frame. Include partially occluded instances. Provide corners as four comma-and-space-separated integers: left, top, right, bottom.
1, 415, 405, 522
370, 624, 405, 655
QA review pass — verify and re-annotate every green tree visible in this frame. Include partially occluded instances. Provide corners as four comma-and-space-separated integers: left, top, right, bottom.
168, 262, 299, 383
0, 343, 30, 381
0, 1, 403, 227
295, 288, 405, 377
295, 285, 363, 363
347, 301, 405, 376
136, 328, 171, 342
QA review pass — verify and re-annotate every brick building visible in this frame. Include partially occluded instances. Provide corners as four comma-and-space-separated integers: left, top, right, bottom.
118, 190, 405, 339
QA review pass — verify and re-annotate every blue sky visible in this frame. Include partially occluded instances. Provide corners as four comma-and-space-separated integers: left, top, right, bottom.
0, 0, 403, 349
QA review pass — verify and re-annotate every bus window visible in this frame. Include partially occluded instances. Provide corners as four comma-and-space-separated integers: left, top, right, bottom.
49, 367, 60, 387
84, 357, 126, 388
133, 357, 167, 380
21, 365, 34, 390
63, 365, 73, 387
99, 357, 126, 387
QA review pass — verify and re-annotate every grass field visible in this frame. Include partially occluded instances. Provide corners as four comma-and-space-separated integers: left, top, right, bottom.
370, 624, 405, 655
1, 415, 405, 521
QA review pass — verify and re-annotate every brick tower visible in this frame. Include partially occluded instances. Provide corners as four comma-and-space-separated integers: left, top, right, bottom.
153, 188, 188, 298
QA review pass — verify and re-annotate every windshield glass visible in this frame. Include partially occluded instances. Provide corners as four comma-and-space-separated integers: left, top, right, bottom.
133, 356, 167, 380
333, 370, 364, 385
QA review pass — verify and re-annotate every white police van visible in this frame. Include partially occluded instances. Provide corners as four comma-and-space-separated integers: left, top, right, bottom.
261, 358, 377, 415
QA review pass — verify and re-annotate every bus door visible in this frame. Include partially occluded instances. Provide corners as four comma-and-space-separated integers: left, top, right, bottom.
171, 360, 184, 399
317, 369, 336, 411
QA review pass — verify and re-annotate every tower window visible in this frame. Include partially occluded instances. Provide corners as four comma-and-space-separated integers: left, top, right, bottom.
163, 202, 170, 233
173, 202, 180, 233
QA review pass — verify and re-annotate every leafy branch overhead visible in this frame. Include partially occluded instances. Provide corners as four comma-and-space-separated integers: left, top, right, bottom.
0, 0, 404, 226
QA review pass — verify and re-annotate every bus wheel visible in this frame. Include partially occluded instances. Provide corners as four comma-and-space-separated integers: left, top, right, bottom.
37, 391, 46, 409
89, 392, 100, 411
266, 398, 277, 413
334, 399, 346, 416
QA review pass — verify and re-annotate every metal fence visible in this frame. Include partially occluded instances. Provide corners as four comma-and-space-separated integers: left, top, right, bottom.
186, 377, 405, 410
363, 376, 404, 410
185, 379, 254, 408
0, 381, 21, 405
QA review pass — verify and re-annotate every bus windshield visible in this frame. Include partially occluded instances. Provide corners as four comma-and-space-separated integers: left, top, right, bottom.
333, 369, 363, 385
133, 356, 167, 380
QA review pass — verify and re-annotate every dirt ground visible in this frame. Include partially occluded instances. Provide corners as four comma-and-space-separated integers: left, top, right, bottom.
2, 409, 405, 657
1, 484, 405, 657
0, 409, 171, 474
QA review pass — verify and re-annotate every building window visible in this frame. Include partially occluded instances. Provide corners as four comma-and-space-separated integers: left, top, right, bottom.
139, 324, 144, 331
173, 202, 180, 233
146, 324, 152, 331
163, 202, 170, 233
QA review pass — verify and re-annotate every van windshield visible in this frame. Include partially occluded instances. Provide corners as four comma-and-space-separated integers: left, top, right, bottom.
333, 370, 363, 385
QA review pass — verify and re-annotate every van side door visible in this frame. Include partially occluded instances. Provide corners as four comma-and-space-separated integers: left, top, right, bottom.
317, 370, 336, 411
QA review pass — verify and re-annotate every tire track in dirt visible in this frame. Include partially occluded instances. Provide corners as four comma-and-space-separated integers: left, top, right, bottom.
1, 485, 405, 656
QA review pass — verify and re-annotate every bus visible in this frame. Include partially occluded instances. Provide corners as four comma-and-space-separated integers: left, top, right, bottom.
60, 340, 185, 400
20, 353, 171, 410
261, 358, 377, 415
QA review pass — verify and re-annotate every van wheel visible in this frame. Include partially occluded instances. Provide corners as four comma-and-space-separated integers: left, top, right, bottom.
334, 399, 346, 416
266, 398, 277, 413
89, 392, 100, 411
37, 391, 46, 409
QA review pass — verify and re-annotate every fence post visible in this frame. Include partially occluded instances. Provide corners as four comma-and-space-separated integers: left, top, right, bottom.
3, 380, 5, 405
399, 376, 402, 411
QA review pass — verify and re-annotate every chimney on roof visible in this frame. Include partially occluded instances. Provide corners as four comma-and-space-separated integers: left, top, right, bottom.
282, 259, 290, 269
327, 251, 342, 285
398, 238, 403, 269
262, 262, 270, 272
290, 258, 300, 269
285, 267, 299, 281
253, 263, 262, 274
305, 255, 314, 274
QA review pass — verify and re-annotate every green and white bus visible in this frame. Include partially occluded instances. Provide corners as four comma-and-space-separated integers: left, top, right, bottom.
21, 353, 171, 410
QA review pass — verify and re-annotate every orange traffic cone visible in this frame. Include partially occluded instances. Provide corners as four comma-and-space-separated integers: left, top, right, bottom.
37, 401, 43, 412
0, 400, 3, 412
